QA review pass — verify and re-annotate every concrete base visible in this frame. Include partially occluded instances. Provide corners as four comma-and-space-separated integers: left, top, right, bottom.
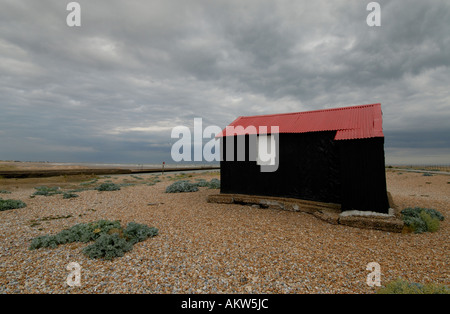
207, 193, 404, 233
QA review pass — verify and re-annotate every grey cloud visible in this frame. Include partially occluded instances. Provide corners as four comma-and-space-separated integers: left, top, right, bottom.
0, 0, 449, 164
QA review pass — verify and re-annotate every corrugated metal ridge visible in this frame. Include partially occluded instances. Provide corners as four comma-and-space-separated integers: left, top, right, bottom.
230, 103, 380, 120
217, 103, 384, 140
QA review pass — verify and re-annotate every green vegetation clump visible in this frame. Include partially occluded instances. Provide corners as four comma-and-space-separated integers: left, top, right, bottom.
206, 178, 220, 189
418, 211, 440, 232
29, 220, 158, 260
82, 234, 133, 260
63, 192, 79, 199
194, 178, 220, 189
29, 220, 122, 249
0, 190, 11, 194
33, 186, 62, 196
0, 198, 27, 211
401, 207, 444, 233
166, 178, 220, 193
165, 180, 199, 193
124, 222, 159, 245
377, 278, 450, 294
194, 179, 209, 187
96, 183, 121, 191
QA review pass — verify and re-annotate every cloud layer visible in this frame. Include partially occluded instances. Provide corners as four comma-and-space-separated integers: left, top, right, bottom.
0, 0, 449, 164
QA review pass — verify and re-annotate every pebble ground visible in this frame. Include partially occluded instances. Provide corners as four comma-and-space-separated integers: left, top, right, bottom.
0, 170, 448, 294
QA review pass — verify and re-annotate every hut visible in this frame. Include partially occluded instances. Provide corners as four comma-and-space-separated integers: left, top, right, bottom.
217, 103, 390, 214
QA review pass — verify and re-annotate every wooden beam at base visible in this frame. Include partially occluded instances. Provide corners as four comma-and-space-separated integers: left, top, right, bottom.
207, 193, 404, 233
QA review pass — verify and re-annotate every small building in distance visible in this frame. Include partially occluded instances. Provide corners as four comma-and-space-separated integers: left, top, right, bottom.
217, 103, 390, 214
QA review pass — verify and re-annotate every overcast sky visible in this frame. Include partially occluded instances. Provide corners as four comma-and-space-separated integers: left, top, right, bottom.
1, 0, 449, 165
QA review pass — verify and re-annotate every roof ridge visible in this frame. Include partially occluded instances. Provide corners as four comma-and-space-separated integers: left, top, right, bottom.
238, 103, 381, 119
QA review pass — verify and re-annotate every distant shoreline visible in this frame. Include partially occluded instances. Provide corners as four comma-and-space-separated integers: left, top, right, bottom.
0, 161, 219, 178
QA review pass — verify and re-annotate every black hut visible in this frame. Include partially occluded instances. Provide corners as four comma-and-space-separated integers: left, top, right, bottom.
217, 103, 390, 214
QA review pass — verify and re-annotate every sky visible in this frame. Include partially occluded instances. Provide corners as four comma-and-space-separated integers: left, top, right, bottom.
0, 0, 449, 165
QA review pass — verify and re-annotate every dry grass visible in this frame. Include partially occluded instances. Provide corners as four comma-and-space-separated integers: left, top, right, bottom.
388, 165, 450, 172
0, 174, 98, 190
0, 164, 18, 171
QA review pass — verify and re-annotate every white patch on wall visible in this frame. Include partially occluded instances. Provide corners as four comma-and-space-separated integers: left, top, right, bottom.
256, 134, 276, 166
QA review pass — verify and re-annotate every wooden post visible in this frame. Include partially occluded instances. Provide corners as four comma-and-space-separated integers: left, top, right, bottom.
162, 161, 165, 175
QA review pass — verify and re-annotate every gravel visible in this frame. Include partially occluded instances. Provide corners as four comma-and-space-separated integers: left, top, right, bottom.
0, 170, 448, 294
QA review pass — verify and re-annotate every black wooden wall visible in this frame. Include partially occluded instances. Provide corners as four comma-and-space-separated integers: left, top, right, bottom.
220, 132, 389, 213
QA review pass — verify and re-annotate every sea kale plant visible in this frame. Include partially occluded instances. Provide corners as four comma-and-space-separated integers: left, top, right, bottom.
82, 233, 133, 260
206, 178, 220, 189
0, 198, 27, 211
33, 186, 62, 196
96, 183, 121, 191
377, 278, 449, 294
401, 207, 444, 233
29, 220, 158, 260
63, 192, 79, 199
124, 222, 160, 245
165, 178, 220, 193
165, 180, 199, 193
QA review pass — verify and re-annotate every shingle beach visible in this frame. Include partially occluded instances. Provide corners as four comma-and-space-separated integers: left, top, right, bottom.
0, 169, 448, 294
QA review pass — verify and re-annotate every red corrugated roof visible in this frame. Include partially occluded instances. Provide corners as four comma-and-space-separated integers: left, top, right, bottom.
217, 103, 384, 140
